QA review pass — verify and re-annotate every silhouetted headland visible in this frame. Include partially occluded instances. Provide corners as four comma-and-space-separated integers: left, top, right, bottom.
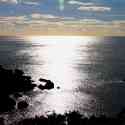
0, 65, 54, 112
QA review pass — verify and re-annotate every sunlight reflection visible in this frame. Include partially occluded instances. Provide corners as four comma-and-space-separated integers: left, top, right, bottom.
26, 36, 98, 115
27, 36, 95, 89
41, 41, 79, 89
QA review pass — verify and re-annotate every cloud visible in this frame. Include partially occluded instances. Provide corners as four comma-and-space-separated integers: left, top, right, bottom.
0, 0, 18, 4
0, 13, 119, 27
78, 6, 111, 12
68, 0, 111, 12
0, 13, 124, 31
68, 0, 94, 6
0, 13, 76, 27
31, 13, 59, 19
0, 0, 39, 5
30, 13, 78, 24
0, 15, 27, 24
0, 14, 125, 35
21, 1, 39, 6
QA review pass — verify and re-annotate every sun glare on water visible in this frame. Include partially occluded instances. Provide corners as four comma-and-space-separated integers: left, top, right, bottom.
27, 36, 97, 89
25, 36, 97, 115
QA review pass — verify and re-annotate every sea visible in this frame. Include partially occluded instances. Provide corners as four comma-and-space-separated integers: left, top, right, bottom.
0, 36, 125, 124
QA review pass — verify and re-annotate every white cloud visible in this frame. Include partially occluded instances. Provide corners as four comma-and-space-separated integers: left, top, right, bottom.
31, 13, 59, 19
1, 14, 124, 26
78, 6, 111, 12
30, 13, 41, 19
0, 0, 18, 4
0, 0, 39, 5
68, 0, 94, 6
68, 0, 111, 12
0, 16, 27, 24
0, 14, 125, 35
0, 13, 76, 28
21, 1, 39, 6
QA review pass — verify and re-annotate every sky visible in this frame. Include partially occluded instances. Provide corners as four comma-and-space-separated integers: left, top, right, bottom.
0, 0, 125, 36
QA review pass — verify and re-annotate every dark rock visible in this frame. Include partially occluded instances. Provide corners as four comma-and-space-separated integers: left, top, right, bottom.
14, 69, 24, 77
6, 97, 16, 109
38, 78, 54, 90
0, 96, 16, 112
39, 78, 48, 82
17, 100, 28, 109
45, 80, 54, 89
14, 93, 22, 98
0, 65, 36, 95
38, 84, 45, 90
57, 86, 60, 89
0, 65, 38, 112
0, 117, 4, 125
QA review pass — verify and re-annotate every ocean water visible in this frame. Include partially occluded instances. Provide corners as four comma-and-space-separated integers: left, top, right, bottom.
0, 36, 125, 123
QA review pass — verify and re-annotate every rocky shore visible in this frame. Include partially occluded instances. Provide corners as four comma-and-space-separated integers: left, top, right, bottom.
0, 65, 54, 112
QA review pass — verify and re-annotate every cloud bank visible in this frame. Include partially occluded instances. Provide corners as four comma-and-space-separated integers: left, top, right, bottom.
0, 0, 124, 35
0, 13, 124, 36
68, 0, 94, 6
0, 0, 39, 5
68, 0, 111, 12
78, 6, 111, 12
0, 0, 18, 4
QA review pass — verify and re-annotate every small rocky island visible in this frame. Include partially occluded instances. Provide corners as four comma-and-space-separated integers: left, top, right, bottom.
38, 78, 54, 90
0, 65, 54, 112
